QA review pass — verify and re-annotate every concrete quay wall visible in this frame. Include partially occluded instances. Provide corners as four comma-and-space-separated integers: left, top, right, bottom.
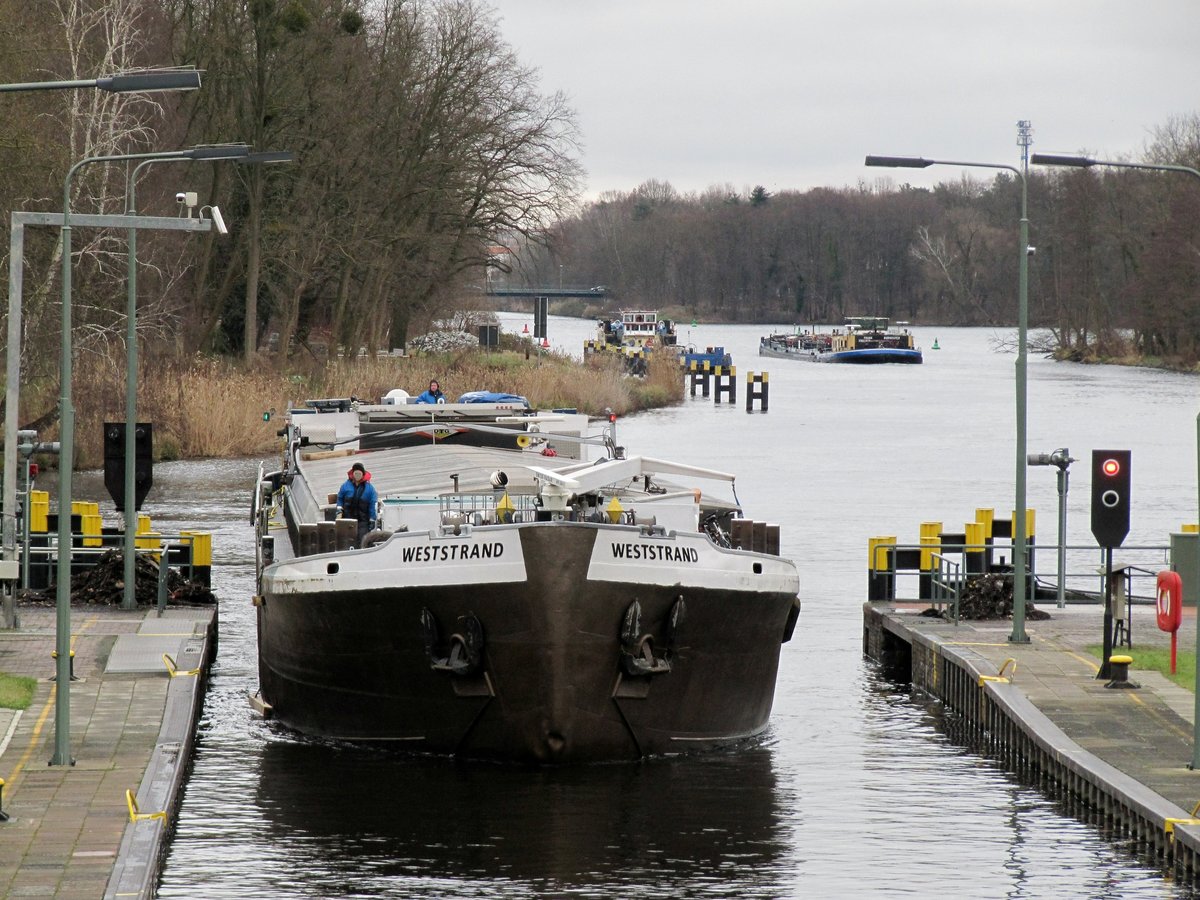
863, 603, 1200, 883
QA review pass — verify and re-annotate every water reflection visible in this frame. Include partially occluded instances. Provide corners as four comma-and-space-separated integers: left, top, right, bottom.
252, 741, 792, 898
861, 668, 1180, 899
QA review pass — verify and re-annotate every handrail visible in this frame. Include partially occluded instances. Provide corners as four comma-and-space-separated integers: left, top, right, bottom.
873, 539, 1173, 609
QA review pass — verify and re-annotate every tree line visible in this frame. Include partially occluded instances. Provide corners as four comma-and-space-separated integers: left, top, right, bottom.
2, 0, 1199, 410
519, 115, 1200, 364
0, 0, 581, 407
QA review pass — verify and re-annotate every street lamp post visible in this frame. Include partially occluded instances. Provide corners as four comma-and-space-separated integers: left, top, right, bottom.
1031, 151, 1200, 766
120, 145, 251, 609
866, 154, 1031, 644
1, 68, 201, 631
118, 147, 290, 609
53, 148, 229, 766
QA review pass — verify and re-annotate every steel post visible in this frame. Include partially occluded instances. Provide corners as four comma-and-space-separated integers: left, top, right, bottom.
1056, 465, 1069, 609
53, 150, 218, 765
1011, 192, 1030, 643
3, 218, 24, 628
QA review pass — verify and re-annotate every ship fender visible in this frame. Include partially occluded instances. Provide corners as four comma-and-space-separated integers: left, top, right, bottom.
618, 598, 684, 677
420, 607, 484, 675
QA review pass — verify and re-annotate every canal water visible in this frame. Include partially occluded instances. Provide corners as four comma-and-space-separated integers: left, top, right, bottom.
103, 318, 1197, 897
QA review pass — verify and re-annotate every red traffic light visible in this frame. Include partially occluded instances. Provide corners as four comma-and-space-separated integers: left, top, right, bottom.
1101, 458, 1121, 477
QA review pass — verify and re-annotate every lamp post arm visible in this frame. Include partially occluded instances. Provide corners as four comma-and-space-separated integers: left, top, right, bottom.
1088, 159, 1200, 181
0, 78, 102, 92
65, 150, 199, 222
927, 159, 1023, 182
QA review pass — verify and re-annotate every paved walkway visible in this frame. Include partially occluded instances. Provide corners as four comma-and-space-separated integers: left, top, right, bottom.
0, 604, 214, 899
887, 600, 1200, 819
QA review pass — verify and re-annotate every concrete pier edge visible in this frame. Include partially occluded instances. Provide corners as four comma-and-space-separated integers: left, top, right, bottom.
864, 603, 1200, 879
103, 614, 216, 899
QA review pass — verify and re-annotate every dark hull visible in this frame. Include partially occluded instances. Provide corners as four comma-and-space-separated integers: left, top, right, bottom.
257, 526, 797, 763
822, 348, 922, 364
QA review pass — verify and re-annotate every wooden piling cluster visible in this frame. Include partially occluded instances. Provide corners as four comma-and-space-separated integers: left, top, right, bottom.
685, 364, 768, 410
863, 605, 1200, 883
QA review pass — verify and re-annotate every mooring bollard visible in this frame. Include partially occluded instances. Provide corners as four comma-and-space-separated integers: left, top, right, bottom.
745, 371, 769, 411
50, 649, 77, 682
1105, 654, 1139, 689
867, 536, 897, 601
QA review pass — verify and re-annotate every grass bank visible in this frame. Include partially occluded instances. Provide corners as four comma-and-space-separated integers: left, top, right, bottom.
1087, 644, 1196, 691
29, 344, 683, 468
0, 671, 36, 710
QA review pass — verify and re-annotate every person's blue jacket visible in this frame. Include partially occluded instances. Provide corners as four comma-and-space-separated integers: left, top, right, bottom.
415, 389, 445, 404
336, 466, 378, 528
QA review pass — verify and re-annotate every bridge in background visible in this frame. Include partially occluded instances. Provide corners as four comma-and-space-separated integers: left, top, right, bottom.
485, 287, 608, 299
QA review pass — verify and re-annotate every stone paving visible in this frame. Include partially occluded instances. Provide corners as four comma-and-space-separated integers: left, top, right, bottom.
0, 604, 213, 899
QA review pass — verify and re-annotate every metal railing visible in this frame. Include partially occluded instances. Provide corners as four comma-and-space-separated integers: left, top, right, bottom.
438, 490, 540, 526
876, 540, 1174, 612
929, 552, 964, 623
20, 529, 202, 592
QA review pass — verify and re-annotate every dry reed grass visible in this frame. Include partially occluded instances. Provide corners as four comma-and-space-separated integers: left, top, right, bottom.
48, 347, 683, 468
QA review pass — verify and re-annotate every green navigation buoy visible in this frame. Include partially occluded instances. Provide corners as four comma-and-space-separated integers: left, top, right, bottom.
932, 338, 940, 350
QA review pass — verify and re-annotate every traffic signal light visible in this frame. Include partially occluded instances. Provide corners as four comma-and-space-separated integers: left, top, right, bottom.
1090, 449, 1130, 547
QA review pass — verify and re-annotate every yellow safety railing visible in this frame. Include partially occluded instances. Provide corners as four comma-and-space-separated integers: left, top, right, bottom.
979, 657, 1017, 686
162, 653, 200, 678
125, 789, 166, 823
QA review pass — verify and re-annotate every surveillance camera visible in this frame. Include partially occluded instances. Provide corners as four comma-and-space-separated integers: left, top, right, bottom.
211, 206, 228, 235
175, 192, 187, 204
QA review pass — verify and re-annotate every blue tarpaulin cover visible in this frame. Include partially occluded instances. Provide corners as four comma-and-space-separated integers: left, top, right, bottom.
456, 391, 529, 406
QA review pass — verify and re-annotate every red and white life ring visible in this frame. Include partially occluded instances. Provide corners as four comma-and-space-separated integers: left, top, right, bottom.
1157, 570, 1183, 633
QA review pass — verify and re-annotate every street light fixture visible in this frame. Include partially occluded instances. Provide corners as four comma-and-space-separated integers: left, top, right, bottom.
0, 69, 201, 95
866, 153, 1032, 644
1032, 150, 1200, 765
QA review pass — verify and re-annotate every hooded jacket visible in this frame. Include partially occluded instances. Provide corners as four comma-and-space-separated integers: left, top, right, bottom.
336, 465, 378, 527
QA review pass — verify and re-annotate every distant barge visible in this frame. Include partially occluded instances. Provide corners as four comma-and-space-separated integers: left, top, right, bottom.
760, 317, 922, 364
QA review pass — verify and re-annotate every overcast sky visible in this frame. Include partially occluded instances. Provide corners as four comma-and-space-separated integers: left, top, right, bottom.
492, 1, 1200, 199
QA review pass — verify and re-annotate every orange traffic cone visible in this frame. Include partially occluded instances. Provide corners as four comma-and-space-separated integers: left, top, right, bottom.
542, 337, 550, 348
522, 323, 529, 334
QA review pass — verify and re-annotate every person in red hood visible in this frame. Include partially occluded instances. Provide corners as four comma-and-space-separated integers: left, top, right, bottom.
336, 461, 378, 546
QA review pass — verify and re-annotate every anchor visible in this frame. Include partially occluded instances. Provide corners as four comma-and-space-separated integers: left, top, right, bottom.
421, 607, 484, 675
619, 598, 685, 676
